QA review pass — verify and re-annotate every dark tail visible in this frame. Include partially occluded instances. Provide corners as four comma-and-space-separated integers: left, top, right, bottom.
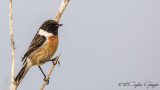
15, 62, 31, 86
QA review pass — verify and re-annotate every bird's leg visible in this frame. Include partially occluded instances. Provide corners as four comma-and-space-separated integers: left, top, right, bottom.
38, 66, 50, 85
48, 57, 60, 65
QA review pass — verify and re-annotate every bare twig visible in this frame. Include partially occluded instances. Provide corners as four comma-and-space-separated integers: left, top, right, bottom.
9, 0, 17, 90
40, 54, 61, 90
54, 0, 70, 22
40, 0, 70, 89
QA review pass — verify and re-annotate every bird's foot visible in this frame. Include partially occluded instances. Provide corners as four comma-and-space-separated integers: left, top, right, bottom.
44, 77, 50, 85
52, 60, 60, 65
49, 57, 60, 65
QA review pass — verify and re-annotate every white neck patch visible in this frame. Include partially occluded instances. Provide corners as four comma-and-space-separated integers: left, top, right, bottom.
38, 29, 54, 36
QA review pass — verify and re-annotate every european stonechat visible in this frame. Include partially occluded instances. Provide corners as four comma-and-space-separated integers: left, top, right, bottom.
15, 20, 62, 85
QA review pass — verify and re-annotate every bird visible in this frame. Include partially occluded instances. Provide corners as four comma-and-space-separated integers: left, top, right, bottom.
15, 20, 62, 86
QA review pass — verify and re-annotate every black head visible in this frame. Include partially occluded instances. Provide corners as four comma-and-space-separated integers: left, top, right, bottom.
40, 20, 62, 35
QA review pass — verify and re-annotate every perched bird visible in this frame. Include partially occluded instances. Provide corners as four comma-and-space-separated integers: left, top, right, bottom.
15, 20, 62, 85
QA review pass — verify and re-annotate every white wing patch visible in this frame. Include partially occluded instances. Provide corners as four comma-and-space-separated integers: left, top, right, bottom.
38, 29, 54, 37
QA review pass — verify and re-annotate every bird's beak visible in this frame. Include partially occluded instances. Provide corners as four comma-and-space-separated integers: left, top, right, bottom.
56, 24, 63, 27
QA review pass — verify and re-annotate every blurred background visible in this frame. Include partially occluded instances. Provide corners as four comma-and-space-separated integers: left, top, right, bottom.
0, 0, 160, 90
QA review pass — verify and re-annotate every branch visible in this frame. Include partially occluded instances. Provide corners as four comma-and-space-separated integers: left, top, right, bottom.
9, 0, 17, 90
41, 0, 69, 89
40, 54, 61, 90
54, 0, 70, 22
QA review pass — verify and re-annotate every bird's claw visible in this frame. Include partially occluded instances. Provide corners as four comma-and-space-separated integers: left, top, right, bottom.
52, 59, 60, 66
44, 77, 50, 85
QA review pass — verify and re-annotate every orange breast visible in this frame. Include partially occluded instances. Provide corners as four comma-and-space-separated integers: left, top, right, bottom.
29, 35, 58, 65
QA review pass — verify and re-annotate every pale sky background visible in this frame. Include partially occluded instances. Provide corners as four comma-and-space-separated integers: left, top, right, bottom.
0, 0, 160, 90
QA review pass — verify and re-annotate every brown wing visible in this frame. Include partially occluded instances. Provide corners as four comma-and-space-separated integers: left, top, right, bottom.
21, 34, 46, 64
